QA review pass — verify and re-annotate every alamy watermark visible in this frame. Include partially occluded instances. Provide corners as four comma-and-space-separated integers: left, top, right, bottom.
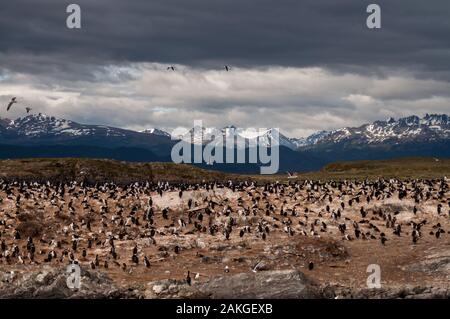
366, 264, 381, 289
169, 120, 280, 174
366, 4, 381, 29
66, 264, 81, 289
66, 4, 81, 29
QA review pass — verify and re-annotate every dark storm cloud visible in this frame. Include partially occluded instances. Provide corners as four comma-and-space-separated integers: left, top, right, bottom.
0, 0, 449, 71
1, 1, 449, 136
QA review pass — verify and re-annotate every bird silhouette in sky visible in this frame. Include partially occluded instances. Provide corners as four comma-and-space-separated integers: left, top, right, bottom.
6, 97, 17, 111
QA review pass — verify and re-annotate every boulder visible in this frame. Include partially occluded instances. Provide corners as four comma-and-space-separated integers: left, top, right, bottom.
145, 269, 320, 299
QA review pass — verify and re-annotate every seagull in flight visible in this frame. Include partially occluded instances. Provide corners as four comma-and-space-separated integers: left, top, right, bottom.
25, 107, 32, 114
6, 97, 17, 111
167, 66, 176, 71
224, 65, 231, 72
287, 171, 298, 179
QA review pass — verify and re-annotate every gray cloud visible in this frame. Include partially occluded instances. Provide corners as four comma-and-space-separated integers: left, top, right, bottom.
1, 0, 450, 70
1, 64, 449, 137
0, 1, 449, 137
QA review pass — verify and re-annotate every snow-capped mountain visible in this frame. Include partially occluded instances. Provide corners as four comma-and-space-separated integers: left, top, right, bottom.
0, 113, 174, 151
290, 130, 331, 148
305, 114, 450, 147
7, 113, 116, 137
179, 125, 298, 149
140, 128, 171, 138
1, 113, 448, 149
1, 113, 172, 139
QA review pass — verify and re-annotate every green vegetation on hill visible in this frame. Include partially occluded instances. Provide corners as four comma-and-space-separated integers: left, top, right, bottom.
0, 158, 234, 184
0, 157, 448, 184
300, 157, 450, 180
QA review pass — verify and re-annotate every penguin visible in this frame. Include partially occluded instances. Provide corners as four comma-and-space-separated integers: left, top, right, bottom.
186, 270, 192, 286
144, 256, 151, 268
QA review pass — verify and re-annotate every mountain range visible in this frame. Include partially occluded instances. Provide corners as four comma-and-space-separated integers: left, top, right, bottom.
305, 114, 450, 147
172, 114, 450, 150
0, 113, 449, 173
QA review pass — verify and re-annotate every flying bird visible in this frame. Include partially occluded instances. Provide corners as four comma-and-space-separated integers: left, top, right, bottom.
287, 171, 298, 179
224, 65, 231, 72
6, 97, 17, 111
25, 107, 32, 114
167, 66, 176, 71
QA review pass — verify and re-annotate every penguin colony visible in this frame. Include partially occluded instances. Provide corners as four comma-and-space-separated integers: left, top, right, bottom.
0, 178, 448, 284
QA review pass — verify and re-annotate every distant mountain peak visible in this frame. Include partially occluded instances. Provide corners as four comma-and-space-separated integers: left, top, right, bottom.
178, 125, 297, 149
16, 112, 57, 122
140, 128, 171, 137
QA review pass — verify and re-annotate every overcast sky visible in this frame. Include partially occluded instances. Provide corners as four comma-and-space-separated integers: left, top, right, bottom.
1, 0, 449, 137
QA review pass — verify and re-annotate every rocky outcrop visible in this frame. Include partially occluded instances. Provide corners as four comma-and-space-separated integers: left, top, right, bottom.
323, 285, 450, 299
1, 267, 448, 299
406, 252, 450, 279
0, 266, 132, 299
145, 269, 321, 299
